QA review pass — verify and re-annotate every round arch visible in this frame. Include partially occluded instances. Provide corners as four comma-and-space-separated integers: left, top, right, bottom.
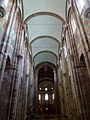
35, 62, 57, 73
33, 50, 58, 60
39, 77, 53, 83
31, 36, 60, 58
30, 35, 60, 45
24, 12, 65, 23
33, 51, 58, 67
67, 7, 74, 22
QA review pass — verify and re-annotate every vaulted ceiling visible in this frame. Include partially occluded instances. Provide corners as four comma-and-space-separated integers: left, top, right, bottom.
23, 0, 66, 68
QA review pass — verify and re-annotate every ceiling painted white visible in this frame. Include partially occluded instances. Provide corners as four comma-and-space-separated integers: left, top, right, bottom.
23, 0, 66, 67
33, 51, 57, 67
23, 0, 66, 20
27, 15, 62, 43
31, 37, 59, 58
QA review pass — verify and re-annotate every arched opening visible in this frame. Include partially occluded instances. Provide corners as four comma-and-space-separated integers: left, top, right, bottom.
33, 62, 60, 115
79, 53, 90, 120
36, 64, 57, 114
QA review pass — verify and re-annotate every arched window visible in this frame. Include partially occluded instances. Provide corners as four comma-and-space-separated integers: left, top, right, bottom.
39, 94, 41, 100
45, 94, 48, 100
71, 18, 76, 33
52, 93, 54, 100
45, 88, 48, 91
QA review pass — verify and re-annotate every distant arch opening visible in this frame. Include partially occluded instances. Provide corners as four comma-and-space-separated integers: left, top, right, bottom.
37, 64, 55, 113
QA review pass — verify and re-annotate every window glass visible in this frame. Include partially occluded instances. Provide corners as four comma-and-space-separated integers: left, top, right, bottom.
71, 18, 76, 33
39, 88, 41, 90
45, 94, 48, 100
63, 42, 67, 57
45, 88, 48, 91
52, 93, 54, 100
39, 94, 41, 100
